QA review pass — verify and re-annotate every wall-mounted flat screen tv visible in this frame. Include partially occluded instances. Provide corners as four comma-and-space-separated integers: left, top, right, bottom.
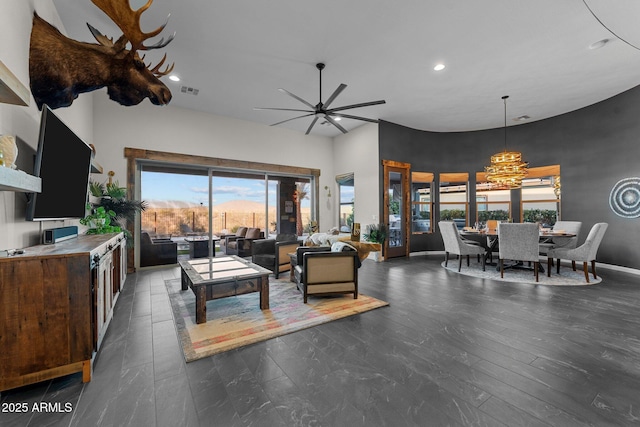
26, 105, 93, 221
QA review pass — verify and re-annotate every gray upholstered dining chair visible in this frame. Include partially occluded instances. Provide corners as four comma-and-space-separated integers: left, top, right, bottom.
538, 221, 582, 266
439, 221, 486, 272
547, 222, 608, 283
498, 223, 540, 282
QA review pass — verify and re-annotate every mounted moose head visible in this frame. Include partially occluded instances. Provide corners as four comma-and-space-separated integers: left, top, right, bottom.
29, 0, 175, 109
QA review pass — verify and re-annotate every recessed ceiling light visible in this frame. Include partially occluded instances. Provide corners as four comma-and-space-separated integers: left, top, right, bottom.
513, 115, 531, 122
434, 63, 446, 71
589, 39, 609, 50
169, 75, 180, 82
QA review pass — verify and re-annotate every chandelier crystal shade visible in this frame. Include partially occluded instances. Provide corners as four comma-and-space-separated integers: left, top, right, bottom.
484, 96, 528, 189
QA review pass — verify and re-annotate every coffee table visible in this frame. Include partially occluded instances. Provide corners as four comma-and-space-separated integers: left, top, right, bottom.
179, 255, 271, 324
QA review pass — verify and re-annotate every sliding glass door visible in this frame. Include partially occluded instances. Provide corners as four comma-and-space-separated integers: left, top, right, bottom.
138, 161, 315, 266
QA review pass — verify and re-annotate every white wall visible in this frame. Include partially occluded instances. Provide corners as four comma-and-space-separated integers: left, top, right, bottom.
1, 0, 381, 252
92, 94, 338, 232
0, 0, 93, 251
333, 123, 380, 235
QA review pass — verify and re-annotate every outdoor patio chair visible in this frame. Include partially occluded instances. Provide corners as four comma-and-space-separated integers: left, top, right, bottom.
180, 223, 199, 237
225, 227, 263, 257
547, 222, 608, 283
140, 231, 177, 267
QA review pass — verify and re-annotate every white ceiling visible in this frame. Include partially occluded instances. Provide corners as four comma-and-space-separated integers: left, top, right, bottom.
51, 0, 640, 137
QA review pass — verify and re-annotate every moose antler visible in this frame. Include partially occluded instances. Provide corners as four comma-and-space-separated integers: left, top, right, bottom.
90, 0, 174, 76
148, 53, 174, 76
91, 0, 175, 52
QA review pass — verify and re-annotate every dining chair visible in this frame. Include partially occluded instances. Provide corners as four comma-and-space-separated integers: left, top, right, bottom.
539, 221, 582, 269
547, 223, 608, 283
485, 220, 501, 263
439, 221, 486, 272
498, 223, 540, 282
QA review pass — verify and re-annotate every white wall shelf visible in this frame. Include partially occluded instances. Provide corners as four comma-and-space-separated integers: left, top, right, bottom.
0, 60, 29, 106
0, 167, 41, 192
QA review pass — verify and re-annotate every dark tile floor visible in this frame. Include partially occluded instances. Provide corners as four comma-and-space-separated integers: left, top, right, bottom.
2, 255, 640, 426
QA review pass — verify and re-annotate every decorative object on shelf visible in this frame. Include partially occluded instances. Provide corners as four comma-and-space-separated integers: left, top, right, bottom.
351, 222, 361, 242
29, 0, 175, 109
484, 95, 529, 189
0, 135, 17, 168
87, 179, 147, 239
255, 63, 385, 135
609, 177, 640, 218
363, 223, 387, 244
80, 205, 121, 234
553, 175, 561, 198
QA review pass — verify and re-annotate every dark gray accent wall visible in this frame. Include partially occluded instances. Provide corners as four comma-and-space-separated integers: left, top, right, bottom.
379, 85, 640, 270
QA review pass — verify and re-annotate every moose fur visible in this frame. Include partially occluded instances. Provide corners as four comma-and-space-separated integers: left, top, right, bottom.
29, 11, 173, 109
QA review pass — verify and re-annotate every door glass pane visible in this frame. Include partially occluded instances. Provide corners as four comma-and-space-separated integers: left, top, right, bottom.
388, 171, 403, 247
211, 175, 266, 234
141, 169, 210, 238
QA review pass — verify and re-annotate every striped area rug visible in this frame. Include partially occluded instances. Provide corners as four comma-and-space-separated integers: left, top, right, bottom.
165, 278, 389, 362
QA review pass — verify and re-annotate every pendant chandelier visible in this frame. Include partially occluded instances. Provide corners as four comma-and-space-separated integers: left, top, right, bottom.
484, 95, 528, 189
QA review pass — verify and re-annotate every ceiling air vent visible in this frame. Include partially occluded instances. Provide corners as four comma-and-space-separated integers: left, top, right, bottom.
180, 86, 199, 96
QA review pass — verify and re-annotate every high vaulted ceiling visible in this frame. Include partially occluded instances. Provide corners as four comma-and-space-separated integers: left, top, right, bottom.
51, 0, 640, 137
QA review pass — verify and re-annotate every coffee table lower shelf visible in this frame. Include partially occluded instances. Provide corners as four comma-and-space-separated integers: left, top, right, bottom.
179, 256, 270, 324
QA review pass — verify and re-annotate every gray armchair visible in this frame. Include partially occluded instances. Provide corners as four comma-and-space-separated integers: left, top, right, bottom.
439, 221, 486, 272
547, 222, 608, 283
498, 223, 540, 282
539, 220, 582, 262
251, 233, 299, 278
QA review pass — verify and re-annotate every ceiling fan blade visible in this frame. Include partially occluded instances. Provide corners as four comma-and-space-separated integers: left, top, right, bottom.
278, 88, 315, 109
254, 107, 314, 113
328, 99, 386, 113
325, 115, 348, 134
323, 84, 347, 109
305, 117, 319, 135
332, 113, 379, 123
270, 113, 315, 126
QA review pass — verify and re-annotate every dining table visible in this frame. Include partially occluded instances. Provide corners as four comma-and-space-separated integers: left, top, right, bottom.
459, 227, 577, 273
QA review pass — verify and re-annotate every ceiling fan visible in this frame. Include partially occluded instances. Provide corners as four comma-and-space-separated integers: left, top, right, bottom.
255, 63, 386, 135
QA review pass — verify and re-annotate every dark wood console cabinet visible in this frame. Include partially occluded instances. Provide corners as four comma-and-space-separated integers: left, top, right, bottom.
0, 233, 126, 392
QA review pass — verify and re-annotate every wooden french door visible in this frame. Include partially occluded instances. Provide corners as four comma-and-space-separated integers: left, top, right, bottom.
383, 160, 410, 258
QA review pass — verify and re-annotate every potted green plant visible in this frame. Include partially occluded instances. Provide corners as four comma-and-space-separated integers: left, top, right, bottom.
80, 205, 121, 234
363, 223, 387, 244
363, 223, 386, 262
84, 178, 147, 241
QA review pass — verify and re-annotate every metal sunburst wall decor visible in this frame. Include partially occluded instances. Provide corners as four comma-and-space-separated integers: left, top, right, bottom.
609, 177, 640, 218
